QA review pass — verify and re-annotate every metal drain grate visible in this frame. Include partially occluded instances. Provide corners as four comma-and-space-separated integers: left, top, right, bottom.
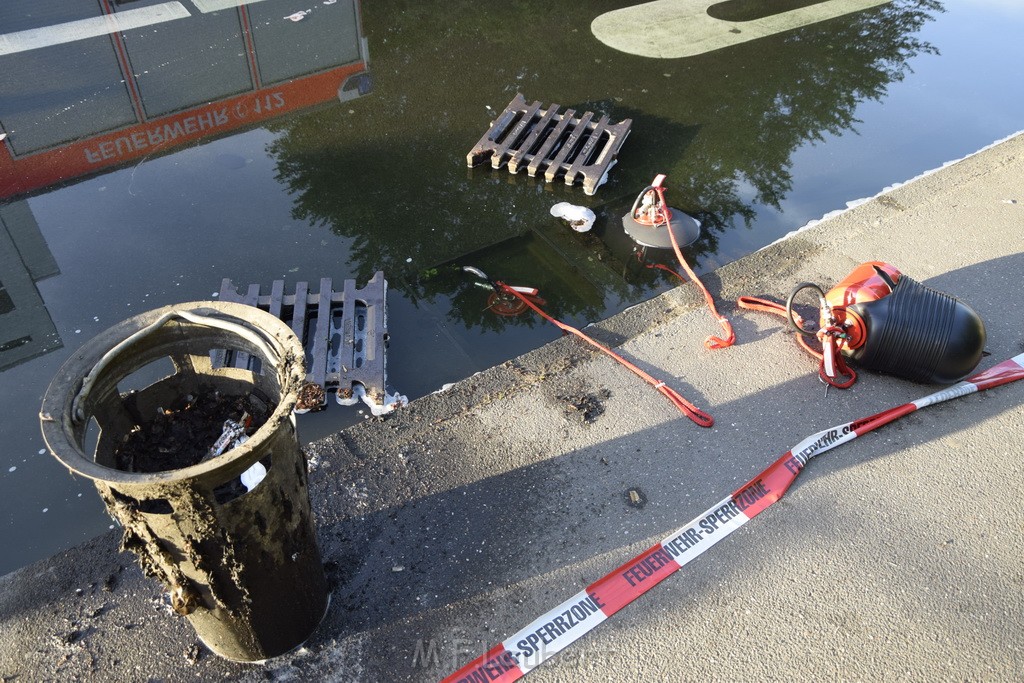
213, 271, 389, 404
466, 93, 632, 195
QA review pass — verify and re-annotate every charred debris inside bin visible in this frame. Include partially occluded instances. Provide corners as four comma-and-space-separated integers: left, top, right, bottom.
113, 387, 272, 475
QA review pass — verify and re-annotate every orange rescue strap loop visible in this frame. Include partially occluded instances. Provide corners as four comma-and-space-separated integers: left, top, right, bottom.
495, 281, 714, 427
736, 295, 857, 389
816, 326, 857, 389
647, 185, 736, 351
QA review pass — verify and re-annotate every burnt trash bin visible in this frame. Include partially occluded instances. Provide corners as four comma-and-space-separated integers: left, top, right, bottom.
40, 302, 329, 662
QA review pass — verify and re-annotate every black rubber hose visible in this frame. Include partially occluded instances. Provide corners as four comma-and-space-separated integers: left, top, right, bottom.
786, 282, 827, 337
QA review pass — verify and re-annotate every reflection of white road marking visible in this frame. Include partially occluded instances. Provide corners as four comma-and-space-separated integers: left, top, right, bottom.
190, 0, 272, 13
592, 0, 891, 59
0, 2, 191, 56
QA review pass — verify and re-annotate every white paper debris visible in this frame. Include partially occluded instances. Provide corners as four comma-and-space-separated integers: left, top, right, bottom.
550, 202, 596, 232
240, 461, 267, 491
336, 384, 408, 415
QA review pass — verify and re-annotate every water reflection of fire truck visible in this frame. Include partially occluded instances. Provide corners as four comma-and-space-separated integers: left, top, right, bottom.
0, 0, 371, 199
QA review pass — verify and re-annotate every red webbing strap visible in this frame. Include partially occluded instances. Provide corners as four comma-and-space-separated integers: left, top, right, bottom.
737, 296, 857, 388
495, 282, 714, 428
817, 327, 857, 389
644, 260, 687, 284
657, 189, 735, 350
736, 295, 799, 324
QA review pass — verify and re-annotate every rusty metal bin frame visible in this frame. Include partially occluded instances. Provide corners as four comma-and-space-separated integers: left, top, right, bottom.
40, 301, 328, 662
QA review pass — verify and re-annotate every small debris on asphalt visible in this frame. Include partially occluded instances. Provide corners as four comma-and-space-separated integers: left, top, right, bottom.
184, 642, 202, 665
562, 389, 611, 424
625, 487, 648, 509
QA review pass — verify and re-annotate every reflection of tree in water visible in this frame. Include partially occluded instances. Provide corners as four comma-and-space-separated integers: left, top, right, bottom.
441, 274, 548, 335
663, 0, 943, 237
415, 228, 613, 333
266, 0, 940, 326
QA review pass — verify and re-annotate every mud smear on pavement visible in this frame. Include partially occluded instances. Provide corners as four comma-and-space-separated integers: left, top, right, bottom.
561, 388, 612, 424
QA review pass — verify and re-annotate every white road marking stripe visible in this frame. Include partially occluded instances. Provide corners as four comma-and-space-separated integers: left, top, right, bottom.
0, 3, 191, 56
190, 0, 271, 14
592, 0, 891, 59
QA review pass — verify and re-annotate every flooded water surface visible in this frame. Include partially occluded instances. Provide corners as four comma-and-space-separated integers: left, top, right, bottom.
2, 0, 1023, 575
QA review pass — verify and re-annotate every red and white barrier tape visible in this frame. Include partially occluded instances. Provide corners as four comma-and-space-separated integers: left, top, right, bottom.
441, 353, 1024, 683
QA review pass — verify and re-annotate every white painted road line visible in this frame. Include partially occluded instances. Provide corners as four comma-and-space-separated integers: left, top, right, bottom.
592, 0, 891, 59
190, 0, 271, 14
0, 2, 191, 56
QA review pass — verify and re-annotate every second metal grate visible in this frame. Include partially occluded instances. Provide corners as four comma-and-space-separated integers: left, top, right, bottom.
466, 93, 632, 196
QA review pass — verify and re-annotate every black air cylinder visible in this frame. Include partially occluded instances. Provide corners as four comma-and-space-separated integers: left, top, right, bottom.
846, 275, 986, 384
